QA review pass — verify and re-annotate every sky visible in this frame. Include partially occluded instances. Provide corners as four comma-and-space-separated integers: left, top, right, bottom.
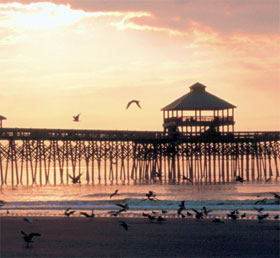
0, 0, 279, 131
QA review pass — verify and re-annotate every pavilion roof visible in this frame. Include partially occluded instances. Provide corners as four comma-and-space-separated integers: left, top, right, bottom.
161, 82, 236, 111
0, 115, 7, 120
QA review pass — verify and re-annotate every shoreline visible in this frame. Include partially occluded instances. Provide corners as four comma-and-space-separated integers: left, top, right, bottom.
1, 216, 279, 257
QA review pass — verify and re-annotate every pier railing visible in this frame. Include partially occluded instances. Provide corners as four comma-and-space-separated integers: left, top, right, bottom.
0, 128, 279, 143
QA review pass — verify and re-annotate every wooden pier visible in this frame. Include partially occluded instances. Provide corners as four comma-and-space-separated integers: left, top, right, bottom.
0, 128, 279, 186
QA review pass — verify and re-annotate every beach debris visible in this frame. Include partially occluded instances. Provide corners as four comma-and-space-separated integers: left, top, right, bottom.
258, 213, 269, 223
126, 100, 141, 110
80, 210, 95, 219
192, 209, 204, 220
69, 173, 83, 184
24, 217, 33, 223
182, 176, 192, 182
254, 198, 267, 205
21, 231, 41, 248
73, 113, 80, 122
212, 218, 225, 223
202, 206, 212, 216
236, 176, 245, 183
64, 208, 76, 217
119, 220, 128, 231
110, 189, 120, 199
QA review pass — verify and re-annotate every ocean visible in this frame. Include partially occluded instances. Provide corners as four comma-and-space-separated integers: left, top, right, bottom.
1, 179, 279, 219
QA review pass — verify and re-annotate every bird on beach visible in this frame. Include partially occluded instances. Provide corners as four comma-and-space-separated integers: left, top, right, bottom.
258, 213, 269, 223
80, 210, 95, 219
227, 210, 239, 220
254, 207, 264, 213
192, 209, 204, 220
126, 100, 141, 110
69, 173, 83, 184
64, 208, 76, 217
73, 113, 80, 122
110, 190, 120, 199
241, 213, 246, 218
202, 206, 212, 216
119, 220, 128, 231
179, 200, 186, 210
157, 216, 165, 223
147, 214, 156, 222
274, 215, 279, 219
145, 191, 157, 201
21, 231, 41, 247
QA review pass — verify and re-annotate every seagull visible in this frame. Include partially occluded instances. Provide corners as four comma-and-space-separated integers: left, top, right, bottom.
241, 213, 246, 218
116, 203, 129, 212
69, 173, 83, 184
258, 213, 269, 223
212, 218, 225, 223
148, 214, 156, 221
0, 200, 6, 206
24, 217, 32, 223
227, 210, 239, 220
142, 212, 149, 217
179, 201, 186, 210
108, 210, 121, 217
254, 198, 267, 205
236, 176, 245, 183
186, 212, 193, 216
119, 221, 128, 231
182, 176, 192, 182
154, 171, 162, 178
73, 113, 80, 122
270, 192, 280, 200
192, 209, 204, 220
126, 100, 141, 110
64, 208, 76, 217
21, 231, 41, 247
202, 206, 212, 216
254, 207, 264, 213
110, 190, 120, 199
145, 191, 157, 201
80, 210, 95, 219
177, 207, 184, 216
274, 215, 279, 219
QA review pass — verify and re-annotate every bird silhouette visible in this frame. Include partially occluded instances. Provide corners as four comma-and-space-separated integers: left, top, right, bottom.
119, 220, 128, 231
258, 213, 269, 222
21, 231, 41, 247
116, 203, 129, 212
270, 192, 280, 200
24, 217, 32, 223
69, 173, 83, 184
145, 191, 157, 201
110, 190, 120, 199
236, 176, 245, 183
182, 176, 192, 182
202, 206, 212, 216
126, 100, 141, 109
254, 198, 267, 205
64, 208, 76, 217
241, 213, 246, 218
227, 210, 239, 220
73, 113, 80, 122
254, 207, 264, 213
157, 216, 165, 223
192, 209, 204, 220
80, 210, 95, 219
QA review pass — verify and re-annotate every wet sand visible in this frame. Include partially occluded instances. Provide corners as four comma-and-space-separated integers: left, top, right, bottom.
1, 216, 279, 257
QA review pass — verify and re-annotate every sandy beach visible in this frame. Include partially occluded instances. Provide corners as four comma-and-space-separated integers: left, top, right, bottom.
0, 216, 279, 257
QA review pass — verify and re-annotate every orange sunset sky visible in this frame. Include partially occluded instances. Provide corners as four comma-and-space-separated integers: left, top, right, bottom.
0, 0, 279, 131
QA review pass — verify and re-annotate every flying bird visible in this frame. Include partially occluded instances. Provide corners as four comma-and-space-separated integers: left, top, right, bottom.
126, 100, 141, 110
119, 220, 128, 231
157, 216, 165, 223
241, 213, 246, 218
254, 198, 267, 205
270, 192, 280, 200
110, 190, 120, 199
182, 176, 192, 182
80, 210, 95, 219
258, 213, 269, 223
69, 173, 83, 184
116, 203, 129, 212
73, 113, 80, 122
236, 176, 245, 183
21, 231, 41, 247
202, 206, 212, 216
254, 207, 264, 213
192, 209, 204, 220
64, 208, 76, 217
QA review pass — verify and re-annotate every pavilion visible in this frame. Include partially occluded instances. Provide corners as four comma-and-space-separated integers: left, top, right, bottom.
161, 82, 236, 134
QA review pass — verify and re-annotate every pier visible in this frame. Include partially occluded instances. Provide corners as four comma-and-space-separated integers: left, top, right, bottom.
0, 82, 279, 186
